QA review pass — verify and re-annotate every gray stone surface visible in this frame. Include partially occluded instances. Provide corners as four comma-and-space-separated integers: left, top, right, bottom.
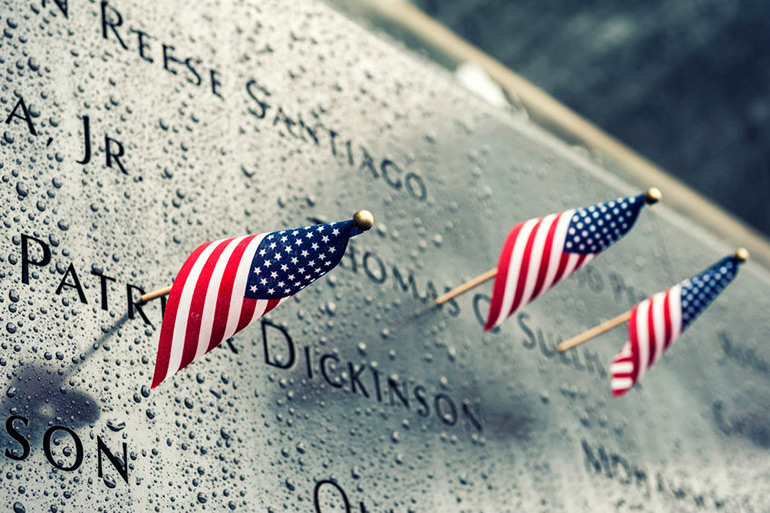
1, 0, 768, 511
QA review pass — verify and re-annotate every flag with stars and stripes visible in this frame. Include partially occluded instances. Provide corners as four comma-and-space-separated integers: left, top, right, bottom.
485, 194, 649, 331
152, 220, 363, 388
610, 255, 742, 397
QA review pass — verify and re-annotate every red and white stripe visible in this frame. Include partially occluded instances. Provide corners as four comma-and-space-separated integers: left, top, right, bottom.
484, 210, 594, 331
610, 285, 682, 397
152, 235, 288, 388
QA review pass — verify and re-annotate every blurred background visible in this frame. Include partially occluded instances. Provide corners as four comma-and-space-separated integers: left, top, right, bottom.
334, 0, 770, 237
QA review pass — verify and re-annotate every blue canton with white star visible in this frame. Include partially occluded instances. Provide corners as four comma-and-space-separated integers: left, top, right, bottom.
564, 194, 645, 254
680, 256, 738, 331
245, 220, 357, 300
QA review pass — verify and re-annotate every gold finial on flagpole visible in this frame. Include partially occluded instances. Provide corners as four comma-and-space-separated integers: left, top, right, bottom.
353, 209, 375, 231
644, 187, 662, 204
734, 247, 749, 263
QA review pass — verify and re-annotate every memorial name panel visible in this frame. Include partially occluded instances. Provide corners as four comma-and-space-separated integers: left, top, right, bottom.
1, 0, 769, 511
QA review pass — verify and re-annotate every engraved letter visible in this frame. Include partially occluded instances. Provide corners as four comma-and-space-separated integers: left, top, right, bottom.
42, 0, 68, 17
21, 234, 51, 285
387, 376, 409, 409
4, 96, 37, 136
76, 115, 91, 165
97, 436, 129, 484
379, 159, 402, 189
127, 283, 152, 324
320, 354, 343, 388
245, 79, 272, 119
518, 312, 536, 349
130, 28, 154, 63
55, 263, 88, 304
210, 69, 223, 98
348, 362, 369, 398
5, 416, 31, 461
105, 135, 128, 174
91, 268, 116, 311
101, 1, 128, 50
314, 480, 351, 513
434, 393, 458, 426
413, 385, 430, 418
462, 401, 483, 433
261, 319, 296, 369
43, 426, 84, 472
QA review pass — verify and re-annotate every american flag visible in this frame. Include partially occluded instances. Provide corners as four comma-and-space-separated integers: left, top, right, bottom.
610, 255, 741, 397
152, 220, 362, 388
485, 194, 648, 331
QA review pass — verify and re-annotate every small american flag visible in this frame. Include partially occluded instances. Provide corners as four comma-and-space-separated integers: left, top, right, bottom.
610, 255, 741, 397
485, 194, 648, 331
152, 219, 362, 388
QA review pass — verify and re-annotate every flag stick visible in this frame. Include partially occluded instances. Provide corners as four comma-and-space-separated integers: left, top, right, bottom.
141, 285, 172, 303
557, 310, 631, 352
139, 209, 375, 304
435, 268, 497, 305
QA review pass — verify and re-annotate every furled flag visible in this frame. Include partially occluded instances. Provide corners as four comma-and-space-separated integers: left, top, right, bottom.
484, 190, 659, 331
151, 211, 374, 389
610, 252, 746, 397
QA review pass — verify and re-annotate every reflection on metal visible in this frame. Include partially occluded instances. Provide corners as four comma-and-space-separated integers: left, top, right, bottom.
332, 0, 770, 268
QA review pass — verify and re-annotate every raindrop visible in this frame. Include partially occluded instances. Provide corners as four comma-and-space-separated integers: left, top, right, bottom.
15, 182, 28, 198
103, 474, 117, 489
106, 420, 126, 432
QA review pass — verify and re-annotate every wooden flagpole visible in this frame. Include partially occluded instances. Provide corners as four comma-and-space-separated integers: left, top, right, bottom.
557, 310, 631, 352
435, 268, 497, 305
139, 209, 376, 304
140, 285, 172, 304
